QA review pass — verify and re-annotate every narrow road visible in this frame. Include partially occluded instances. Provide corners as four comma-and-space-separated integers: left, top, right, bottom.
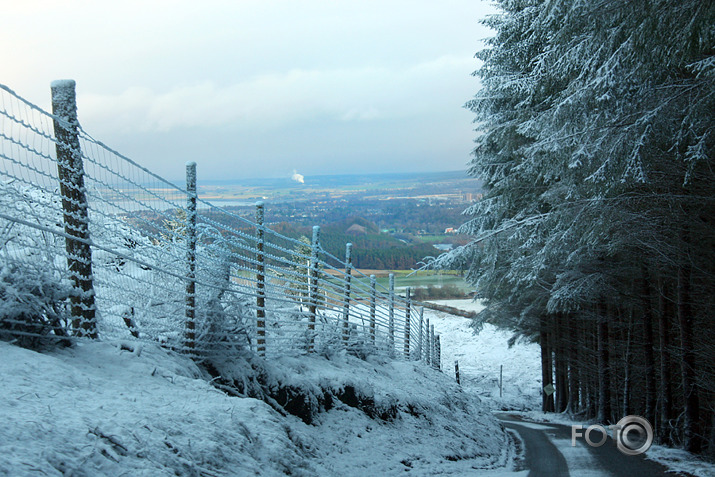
496, 413, 688, 477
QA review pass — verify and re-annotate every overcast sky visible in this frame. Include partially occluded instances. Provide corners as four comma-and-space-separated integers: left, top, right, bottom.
2, 0, 496, 181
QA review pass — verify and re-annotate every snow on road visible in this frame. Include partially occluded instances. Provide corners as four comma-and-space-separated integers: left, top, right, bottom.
549, 438, 606, 477
519, 410, 715, 477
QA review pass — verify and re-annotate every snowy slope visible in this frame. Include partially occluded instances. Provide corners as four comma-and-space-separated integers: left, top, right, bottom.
1, 336, 511, 476
0, 340, 316, 476
424, 299, 542, 411
9, 299, 711, 476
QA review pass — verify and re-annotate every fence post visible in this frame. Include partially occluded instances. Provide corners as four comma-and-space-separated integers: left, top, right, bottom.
418, 307, 424, 361
403, 286, 411, 359
430, 324, 436, 369
455, 360, 460, 385
369, 275, 376, 345
435, 335, 441, 371
388, 273, 395, 353
50, 80, 97, 339
255, 202, 266, 357
184, 161, 198, 354
425, 318, 431, 367
307, 225, 320, 352
342, 243, 352, 345
500, 364, 503, 397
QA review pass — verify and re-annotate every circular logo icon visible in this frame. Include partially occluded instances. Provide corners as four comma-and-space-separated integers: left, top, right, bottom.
615, 416, 653, 456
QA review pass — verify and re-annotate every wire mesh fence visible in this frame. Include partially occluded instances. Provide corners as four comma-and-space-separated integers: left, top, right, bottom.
0, 81, 442, 369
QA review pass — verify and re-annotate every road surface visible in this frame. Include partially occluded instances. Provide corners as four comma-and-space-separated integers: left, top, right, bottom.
496, 413, 689, 477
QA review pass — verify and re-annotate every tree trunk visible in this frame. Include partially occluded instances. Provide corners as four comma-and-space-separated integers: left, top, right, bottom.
678, 254, 701, 453
586, 317, 597, 418
555, 313, 569, 413
597, 300, 612, 423
658, 277, 674, 445
568, 314, 580, 414
622, 309, 632, 417
640, 269, 657, 429
540, 314, 555, 412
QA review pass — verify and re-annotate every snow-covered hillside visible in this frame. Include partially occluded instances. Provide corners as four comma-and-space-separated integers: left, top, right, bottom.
425, 299, 542, 411
0, 311, 532, 476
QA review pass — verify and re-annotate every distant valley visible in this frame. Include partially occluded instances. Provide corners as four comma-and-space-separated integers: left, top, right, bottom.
199, 170, 483, 271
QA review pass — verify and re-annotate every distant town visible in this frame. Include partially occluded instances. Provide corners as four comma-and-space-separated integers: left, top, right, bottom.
196, 171, 484, 270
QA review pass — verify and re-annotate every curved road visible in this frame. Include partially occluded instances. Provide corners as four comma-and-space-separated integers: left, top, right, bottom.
496, 413, 689, 477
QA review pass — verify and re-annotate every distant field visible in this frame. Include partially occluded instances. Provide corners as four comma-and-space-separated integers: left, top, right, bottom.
322, 269, 472, 295
380, 272, 472, 294
195, 170, 480, 204
413, 234, 450, 243
234, 265, 473, 302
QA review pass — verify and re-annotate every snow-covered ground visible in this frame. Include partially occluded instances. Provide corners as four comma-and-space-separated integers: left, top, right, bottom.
425, 299, 542, 411
425, 299, 715, 477
4, 298, 713, 476
0, 340, 310, 476
0, 318, 516, 476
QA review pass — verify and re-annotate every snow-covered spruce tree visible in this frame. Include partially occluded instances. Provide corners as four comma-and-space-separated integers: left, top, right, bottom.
451, 0, 714, 452
531, 0, 713, 451
440, 0, 575, 414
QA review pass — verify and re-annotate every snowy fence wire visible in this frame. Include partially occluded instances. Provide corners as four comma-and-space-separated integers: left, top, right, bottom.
0, 82, 442, 368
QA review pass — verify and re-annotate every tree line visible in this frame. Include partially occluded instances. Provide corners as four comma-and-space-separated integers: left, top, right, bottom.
266, 218, 437, 270
445, 0, 714, 454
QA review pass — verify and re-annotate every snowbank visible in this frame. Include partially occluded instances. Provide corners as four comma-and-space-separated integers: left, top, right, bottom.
265, 353, 509, 474
1, 337, 509, 476
0, 340, 316, 476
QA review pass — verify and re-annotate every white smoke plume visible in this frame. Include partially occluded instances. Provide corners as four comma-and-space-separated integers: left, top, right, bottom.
291, 170, 305, 184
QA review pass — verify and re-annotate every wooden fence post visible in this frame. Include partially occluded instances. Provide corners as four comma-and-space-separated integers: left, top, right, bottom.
430, 324, 436, 369
184, 161, 197, 354
369, 274, 376, 344
255, 202, 266, 357
50, 79, 97, 339
500, 364, 504, 397
403, 286, 411, 359
388, 273, 395, 353
418, 307, 424, 361
425, 318, 431, 367
342, 243, 352, 345
307, 225, 320, 352
435, 335, 441, 371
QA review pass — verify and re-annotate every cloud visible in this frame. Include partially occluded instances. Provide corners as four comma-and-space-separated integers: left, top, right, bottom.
78, 55, 475, 136
1, 1, 497, 180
